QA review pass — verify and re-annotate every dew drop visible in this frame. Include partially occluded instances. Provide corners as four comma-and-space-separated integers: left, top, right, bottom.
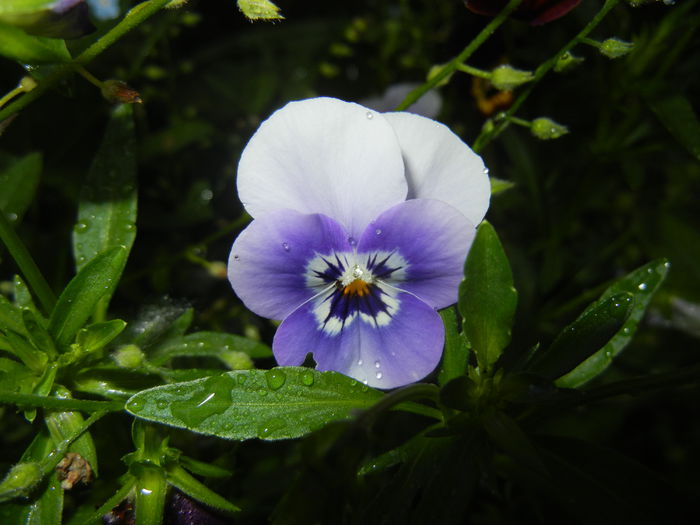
197, 341, 205, 348
375, 372, 383, 380
6, 212, 17, 222
357, 359, 363, 366
483, 168, 490, 176
128, 399, 145, 413
124, 222, 136, 232
74, 221, 89, 233
375, 228, 382, 235
301, 370, 314, 386
282, 242, 290, 252
374, 360, 381, 369
638, 283, 647, 291
348, 236, 357, 247
156, 400, 168, 410
366, 111, 374, 120
237, 374, 248, 386
233, 254, 240, 261
265, 369, 287, 390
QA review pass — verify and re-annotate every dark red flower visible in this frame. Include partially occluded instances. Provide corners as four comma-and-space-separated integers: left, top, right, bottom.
465, 0, 583, 26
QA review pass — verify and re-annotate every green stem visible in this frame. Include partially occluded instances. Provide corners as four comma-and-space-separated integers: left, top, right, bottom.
0, 0, 172, 123
0, 209, 56, 315
456, 63, 492, 79
360, 383, 440, 427
0, 391, 124, 412
473, 0, 621, 152
0, 86, 24, 109
395, 0, 523, 111
39, 410, 108, 472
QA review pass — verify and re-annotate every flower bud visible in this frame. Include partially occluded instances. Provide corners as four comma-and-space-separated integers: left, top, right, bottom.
554, 52, 584, 73
490, 65, 533, 91
101, 80, 142, 105
237, 0, 284, 21
531, 118, 569, 140
113, 344, 144, 368
599, 38, 635, 59
0, 462, 43, 502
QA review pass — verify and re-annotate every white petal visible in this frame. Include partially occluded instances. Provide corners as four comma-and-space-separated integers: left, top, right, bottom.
237, 97, 407, 238
383, 112, 490, 226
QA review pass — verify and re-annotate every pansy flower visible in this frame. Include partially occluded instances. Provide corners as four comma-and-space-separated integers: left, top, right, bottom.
228, 97, 490, 388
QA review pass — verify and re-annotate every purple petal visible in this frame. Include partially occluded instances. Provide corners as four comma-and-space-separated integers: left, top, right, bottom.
8, 0, 95, 39
228, 209, 352, 320
274, 287, 444, 389
382, 111, 490, 227
236, 97, 408, 238
358, 199, 475, 309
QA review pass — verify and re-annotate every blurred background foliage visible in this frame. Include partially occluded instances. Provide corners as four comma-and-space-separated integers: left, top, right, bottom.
1, 0, 699, 522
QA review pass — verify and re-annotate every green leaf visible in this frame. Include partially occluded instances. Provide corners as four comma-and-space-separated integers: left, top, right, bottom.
126, 368, 383, 441
165, 464, 240, 513
0, 294, 24, 335
0, 1, 58, 16
490, 176, 515, 195
178, 455, 232, 479
437, 308, 470, 386
0, 22, 69, 63
530, 292, 634, 380
72, 366, 162, 399
75, 319, 127, 355
149, 331, 272, 366
22, 309, 56, 358
0, 357, 33, 393
557, 259, 669, 388
0, 152, 41, 224
650, 94, 700, 160
13, 275, 40, 314
73, 104, 137, 274
237, 0, 284, 20
48, 246, 127, 350
459, 221, 517, 372
2, 328, 47, 373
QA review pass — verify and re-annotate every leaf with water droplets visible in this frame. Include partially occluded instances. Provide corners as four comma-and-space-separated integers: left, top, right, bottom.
125, 367, 383, 441
0, 152, 41, 226
149, 331, 272, 366
72, 104, 136, 315
556, 259, 669, 388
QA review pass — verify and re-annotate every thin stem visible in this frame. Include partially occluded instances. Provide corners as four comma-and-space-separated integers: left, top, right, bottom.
0, 87, 24, 109
360, 383, 440, 427
395, 0, 523, 111
0, 0, 172, 123
0, 391, 124, 412
579, 36, 601, 48
0, 209, 56, 315
456, 63, 492, 79
473, 0, 621, 152
76, 66, 104, 89
508, 115, 531, 127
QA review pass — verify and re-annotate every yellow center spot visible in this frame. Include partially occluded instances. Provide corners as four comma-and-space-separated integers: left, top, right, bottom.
343, 279, 370, 297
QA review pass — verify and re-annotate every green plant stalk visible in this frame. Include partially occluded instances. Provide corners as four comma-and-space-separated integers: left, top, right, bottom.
0, 0, 172, 123
360, 383, 440, 427
473, 0, 621, 152
394, 0, 523, 111
0, 391, 124, 412
38, 410, 107, 473
456, 63, 492, 79
0, 209, 56, 314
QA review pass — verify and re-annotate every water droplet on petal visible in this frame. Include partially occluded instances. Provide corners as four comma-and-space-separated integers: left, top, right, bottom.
357, 359, 363, 366
282, 242, 290, 252
374, 360, 381, 369
483, 168, 490, 175
375, 372, 383, 380
375, 228, 382, 235
366, 111, 374, 120
348, 237, 357, 247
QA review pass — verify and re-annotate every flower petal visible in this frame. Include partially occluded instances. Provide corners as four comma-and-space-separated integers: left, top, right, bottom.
237, 97, 408, 238
228, 209, 351, 320
274, 288, 444, 389
358, 199, 475, 309
382, 111, 490, 226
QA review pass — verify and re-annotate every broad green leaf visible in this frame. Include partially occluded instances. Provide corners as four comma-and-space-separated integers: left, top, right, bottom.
650, 95, 700, 161
557, 259, 669, 388
0, 152, 41, 224
75, 319, 127, 355
0, 294, 24, 335
459, 221, 517, 372
530, 293, 634, 380
490, 176, 515, 195
165, 465, 240, 513
237, 0, 284, 20
73, 104, 137, 275
0, 22, 69, 63
150, 331, 272, 366
437, 308, 470, 386
48, 246, 127, 350
126, 368, 383, 441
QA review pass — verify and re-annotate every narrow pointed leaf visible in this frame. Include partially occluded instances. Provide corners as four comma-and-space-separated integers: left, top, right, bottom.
650, 95, 700, 161
557, 259, 669, 387
149, 331, 272, 365
165, 465, 239, 513
531, 292, 634, 380
48, 246, 127, 349
437, 308, 470, 386
125, 368, 383, 441
0, 152, 41, 224
459, 221, 517, 372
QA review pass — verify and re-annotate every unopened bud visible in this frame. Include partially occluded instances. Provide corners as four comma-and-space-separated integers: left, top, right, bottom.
101, 80, 142, 104
0, 462, 43, 502
19, 76, 37, 92
554, 52, 584, 73
113, 345, 144, 368
219, 350, 254, 370
207, 261, 228, 279
599, 38, 635, 59
238, 0, 284, 20
531, 117, 569, 140
490, 65, 533, 91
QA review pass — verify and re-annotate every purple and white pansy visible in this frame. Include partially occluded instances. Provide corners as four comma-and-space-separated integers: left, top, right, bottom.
228, 97, 490, 388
